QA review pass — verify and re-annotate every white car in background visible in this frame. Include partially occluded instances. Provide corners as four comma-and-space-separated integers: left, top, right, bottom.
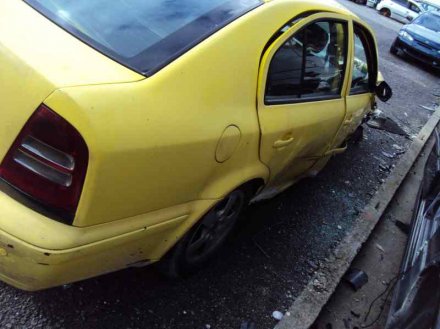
377, 0, 423, 22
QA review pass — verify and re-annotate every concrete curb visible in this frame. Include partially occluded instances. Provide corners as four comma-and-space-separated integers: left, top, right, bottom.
275, 107, 440, 329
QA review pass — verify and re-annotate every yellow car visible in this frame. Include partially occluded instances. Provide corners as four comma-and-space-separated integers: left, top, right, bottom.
0, 0, 391, 291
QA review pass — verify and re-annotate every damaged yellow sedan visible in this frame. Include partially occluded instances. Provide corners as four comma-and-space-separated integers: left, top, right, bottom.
0, 0, 391, 290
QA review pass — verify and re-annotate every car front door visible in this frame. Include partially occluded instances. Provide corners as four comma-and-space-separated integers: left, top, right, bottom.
257, 13, 350, 191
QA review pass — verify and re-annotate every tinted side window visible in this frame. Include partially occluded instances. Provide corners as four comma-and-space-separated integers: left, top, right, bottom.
265, 21, 347, 105
350, 31, 371, 94
393, 0, 408, 6
409, 4, 421, 12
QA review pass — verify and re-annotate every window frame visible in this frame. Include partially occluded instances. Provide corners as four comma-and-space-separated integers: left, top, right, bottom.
393, 0, 409, 6
349, 24, 378, 96
263, 18, 350, 106
24, 0, 263, 76
409, 3, 421, 13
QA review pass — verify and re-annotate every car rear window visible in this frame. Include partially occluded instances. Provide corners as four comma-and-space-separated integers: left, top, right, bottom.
25, 0, 262, 75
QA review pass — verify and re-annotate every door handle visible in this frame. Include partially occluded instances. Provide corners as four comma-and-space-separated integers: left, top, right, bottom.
273, 137, 295, 149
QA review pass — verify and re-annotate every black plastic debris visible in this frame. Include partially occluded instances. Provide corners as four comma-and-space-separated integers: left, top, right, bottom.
343, 268, 369, 291
367, 112, 409, 137
395, 220, 411, 235
351, 310, 361, 318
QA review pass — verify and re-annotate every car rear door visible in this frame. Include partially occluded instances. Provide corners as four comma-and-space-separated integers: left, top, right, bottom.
392, 0, 411, 21
257, 13, 350, 190
407, 1, 422, 22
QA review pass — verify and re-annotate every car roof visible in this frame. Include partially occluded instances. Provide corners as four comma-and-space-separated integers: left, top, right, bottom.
262, 0, 353, 15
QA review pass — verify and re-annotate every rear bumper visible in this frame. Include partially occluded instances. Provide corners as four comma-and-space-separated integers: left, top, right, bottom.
393, 37, 440, 69
0, 190, 214, 291
0, 224, 158, 291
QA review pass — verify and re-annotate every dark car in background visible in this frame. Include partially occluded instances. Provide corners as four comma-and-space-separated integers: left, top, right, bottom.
390, 11, 440, 70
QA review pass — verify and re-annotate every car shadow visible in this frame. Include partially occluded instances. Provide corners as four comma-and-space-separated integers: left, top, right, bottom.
391, 52, 440, 78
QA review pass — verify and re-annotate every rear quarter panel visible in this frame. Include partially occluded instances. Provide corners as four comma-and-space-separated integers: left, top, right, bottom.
44, 0, 354, 228
0, 0, 142, 166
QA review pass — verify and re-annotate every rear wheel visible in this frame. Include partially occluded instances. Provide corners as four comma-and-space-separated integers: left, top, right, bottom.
159, 189, 247, 278
380, 8, 391, 17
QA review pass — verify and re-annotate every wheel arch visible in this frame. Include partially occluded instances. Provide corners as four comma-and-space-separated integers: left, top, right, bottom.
234, 178, 266, 202
379, 7, 392, 15
155, 177, 266, 274
198, 162, 269, 201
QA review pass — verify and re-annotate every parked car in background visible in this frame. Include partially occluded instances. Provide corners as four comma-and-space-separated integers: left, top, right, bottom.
367, 0, 382, 8
0, 0, 391, 291
377, 0, 423, 22
350, 0, 368, 5
390, 11, 440, 69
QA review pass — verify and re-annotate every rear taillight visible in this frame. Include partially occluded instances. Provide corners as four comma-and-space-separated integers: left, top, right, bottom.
0, 105, 88, 220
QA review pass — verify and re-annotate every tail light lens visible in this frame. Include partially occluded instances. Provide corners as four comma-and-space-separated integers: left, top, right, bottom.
0, 105, 88, 221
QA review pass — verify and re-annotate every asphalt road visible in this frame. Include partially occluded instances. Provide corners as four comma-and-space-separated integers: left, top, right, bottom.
0, 2, 438, 329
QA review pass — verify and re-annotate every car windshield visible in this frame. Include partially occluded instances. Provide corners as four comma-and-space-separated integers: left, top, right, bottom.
419, 2, 440, 12
414, 12, 440, 31
25, 0, 262, 75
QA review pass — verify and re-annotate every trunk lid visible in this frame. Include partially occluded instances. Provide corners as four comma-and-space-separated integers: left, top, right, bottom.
0, 0, 143, 161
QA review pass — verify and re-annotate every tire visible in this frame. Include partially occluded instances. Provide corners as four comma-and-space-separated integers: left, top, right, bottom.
350, 126, 364, 144
159, 189, 247, 278
390, 44, 398, 55
380, 8, 391, 17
